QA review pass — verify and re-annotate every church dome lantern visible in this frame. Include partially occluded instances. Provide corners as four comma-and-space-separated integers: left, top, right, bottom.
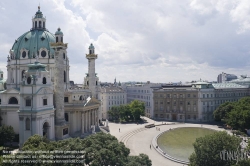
32, 6, 46, 30
89, 43, 95, 54
55, 28, 64, 43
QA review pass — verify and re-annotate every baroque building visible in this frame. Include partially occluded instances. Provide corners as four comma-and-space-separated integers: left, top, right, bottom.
0, 7, 100, 147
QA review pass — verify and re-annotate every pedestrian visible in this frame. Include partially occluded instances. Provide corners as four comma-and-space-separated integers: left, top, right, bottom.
119, 128, 120, 132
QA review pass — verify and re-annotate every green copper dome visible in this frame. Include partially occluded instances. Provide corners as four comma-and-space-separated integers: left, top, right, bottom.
11, 30, 55, 59
89, 43, 95, 49
55, 27, 63, 35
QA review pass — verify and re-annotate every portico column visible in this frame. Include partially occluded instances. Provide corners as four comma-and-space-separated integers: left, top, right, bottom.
81, 113, 84, 134
88, 111, 91, 131
84, 112, 87, 133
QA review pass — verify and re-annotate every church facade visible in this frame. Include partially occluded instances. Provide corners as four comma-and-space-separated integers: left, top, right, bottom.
0, 7, 101, 147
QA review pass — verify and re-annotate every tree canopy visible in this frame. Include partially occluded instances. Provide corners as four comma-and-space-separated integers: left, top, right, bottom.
108, 100, 145, 122
213, 97, 250, 131
189, 131, 241, 166
0, 125, 15, 146
6, 133, 151, 166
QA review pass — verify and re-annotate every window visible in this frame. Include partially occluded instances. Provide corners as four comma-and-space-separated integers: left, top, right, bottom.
193, 94, 196, 97
65, 113, 69, 122
187, 94, 190, 97
26, 99, 31, 106
9, 97, 18, 104
180, 115, 182, 119
41, 50, 46, 57
63, 53, 65, 59
43, 99, 47, 105
187, 102, 190, 105
27, 77, 31, 84
188, 115, 190, 119
207, 94, 209, 98
26, 118, 30, 130
203, 94, 205, 98
194, 115, 196, 120
0, 99, 1, 104
56, 37, 58, 42
61, 37, 63, 43
22, 51, 26, 58
64, 97, 68, 102
42, 77, 46, 84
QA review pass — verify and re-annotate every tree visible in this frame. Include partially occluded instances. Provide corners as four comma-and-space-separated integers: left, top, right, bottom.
213, 102, 235, 121
225, 107, 250, 131
10, 133, 152, 166
0, 125, 15, 146
129, 100, 145, 120
189, 131, 241, 166
127, 154, 152, 166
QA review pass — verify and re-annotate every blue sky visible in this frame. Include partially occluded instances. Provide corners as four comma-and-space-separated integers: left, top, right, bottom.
0, 0, 250, 83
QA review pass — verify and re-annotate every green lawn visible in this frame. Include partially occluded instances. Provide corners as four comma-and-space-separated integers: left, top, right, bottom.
157, 127, 216, 161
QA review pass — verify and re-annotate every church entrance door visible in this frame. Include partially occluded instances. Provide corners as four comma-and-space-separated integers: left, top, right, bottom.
43, 122, 50, 139
172, 114, 177, 121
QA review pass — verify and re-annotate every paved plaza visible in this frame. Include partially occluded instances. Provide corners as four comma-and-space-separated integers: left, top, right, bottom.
108, 117, 225, 166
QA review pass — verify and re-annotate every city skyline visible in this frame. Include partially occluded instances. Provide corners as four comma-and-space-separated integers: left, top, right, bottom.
0, 0, 250, 84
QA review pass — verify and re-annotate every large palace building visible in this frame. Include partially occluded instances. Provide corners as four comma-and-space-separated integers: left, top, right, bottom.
0, 7, 101, 147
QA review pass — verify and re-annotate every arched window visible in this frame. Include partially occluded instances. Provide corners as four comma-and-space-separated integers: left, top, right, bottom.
42, 77, 47, 84
9, 97, 18, 104
89, 50, 92, 54
43, 22, 45, 28
61, 37, 63, 43
87, 81, 88, 85
64, 71, 66, 82
63, 53, 65, 59
79, 96, 82, 100
27, 77, 31, 84
41, 50, 46, 57
35, 21, 37, 28
96, 81, 98, 85
56, 37, 58, 43
26, 118, 30, 130
39, 21, 41, 28
22, 51, 26, 58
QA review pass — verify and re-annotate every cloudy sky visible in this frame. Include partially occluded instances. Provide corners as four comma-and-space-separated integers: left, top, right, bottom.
0, 0, 250, 83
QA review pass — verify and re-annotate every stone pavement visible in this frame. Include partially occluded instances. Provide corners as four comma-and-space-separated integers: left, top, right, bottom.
108, 117, 225, 166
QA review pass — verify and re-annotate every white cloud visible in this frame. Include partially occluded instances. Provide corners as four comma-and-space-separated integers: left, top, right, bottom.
0, 0, 249, 84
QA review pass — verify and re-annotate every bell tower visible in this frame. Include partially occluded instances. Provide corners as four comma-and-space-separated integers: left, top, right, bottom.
83, 44, 100, 99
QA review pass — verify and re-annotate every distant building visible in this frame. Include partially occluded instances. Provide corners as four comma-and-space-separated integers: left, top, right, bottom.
122, 83, 161, 118
217, 72, 237, 83
153, 81, 249, 122
99, 86, 127, 119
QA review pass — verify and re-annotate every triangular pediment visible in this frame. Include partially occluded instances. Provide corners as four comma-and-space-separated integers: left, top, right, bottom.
0, 88, 20, 94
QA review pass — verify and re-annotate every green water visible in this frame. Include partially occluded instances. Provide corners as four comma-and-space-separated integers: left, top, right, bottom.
157, 127, 216, 162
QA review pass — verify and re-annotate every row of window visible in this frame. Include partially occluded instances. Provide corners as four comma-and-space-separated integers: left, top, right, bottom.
127, 95, 151, 100
155, 94, 197, 98
127, 89, 150, 93
155, 114, 197, 120
155, 101, 196, 105
25, 99, 47, 106
202, 92, 247, 98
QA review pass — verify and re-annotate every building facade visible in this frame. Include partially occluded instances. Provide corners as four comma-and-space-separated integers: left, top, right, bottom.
123, 83, 161, 118
217, 72, 237, 83
153, 81, 250, 122
99, 86, 127, 119
0, 7, 100, 147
